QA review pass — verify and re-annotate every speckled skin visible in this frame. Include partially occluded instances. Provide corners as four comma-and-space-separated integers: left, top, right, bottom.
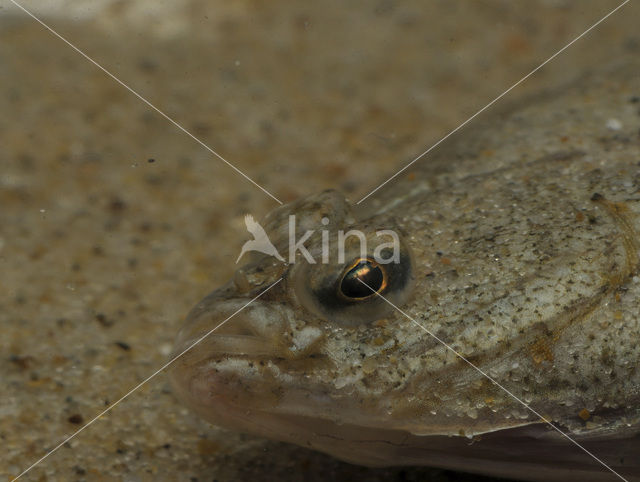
169, 60, 640, 481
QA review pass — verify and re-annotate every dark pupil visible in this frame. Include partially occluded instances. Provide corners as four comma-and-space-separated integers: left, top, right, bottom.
340, 260, 384, 299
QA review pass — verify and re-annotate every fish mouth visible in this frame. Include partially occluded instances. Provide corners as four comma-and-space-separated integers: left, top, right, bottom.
167, 296, 302, 419
171, 297, 291, 359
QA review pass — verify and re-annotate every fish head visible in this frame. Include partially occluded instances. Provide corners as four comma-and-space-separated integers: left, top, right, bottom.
168, 190, 434, 456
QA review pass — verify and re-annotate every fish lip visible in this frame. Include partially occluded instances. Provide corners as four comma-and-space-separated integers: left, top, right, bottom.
168, 296, 298, 415
171, 295, 291, 357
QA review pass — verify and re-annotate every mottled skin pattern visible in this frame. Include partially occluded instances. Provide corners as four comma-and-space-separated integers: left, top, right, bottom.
169, 60, 640, 481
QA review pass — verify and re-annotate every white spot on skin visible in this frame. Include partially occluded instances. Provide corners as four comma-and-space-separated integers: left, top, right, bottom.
291, 326, 322, 352
334, 373, 362, 389
159, 343, 173, 356
605, 118, 622, 131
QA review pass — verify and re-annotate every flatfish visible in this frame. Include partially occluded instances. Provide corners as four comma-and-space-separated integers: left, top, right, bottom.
169, 60, 640, 481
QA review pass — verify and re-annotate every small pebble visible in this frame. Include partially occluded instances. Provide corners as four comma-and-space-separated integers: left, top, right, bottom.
68, 414, 84, 424
115, 341, 131, 351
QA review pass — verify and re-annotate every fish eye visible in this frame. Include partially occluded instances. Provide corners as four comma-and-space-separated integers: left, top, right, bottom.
339, 258, 387, 300
290, 233, 414, 326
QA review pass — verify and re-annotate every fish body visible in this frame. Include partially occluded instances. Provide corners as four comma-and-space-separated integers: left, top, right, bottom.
169, 61, 640, 481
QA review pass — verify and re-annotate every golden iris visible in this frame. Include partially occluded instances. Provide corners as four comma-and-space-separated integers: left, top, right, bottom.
339, 258, 387, 300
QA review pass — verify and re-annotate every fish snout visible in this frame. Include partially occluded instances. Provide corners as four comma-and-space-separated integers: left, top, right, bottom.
168, 298, 300, 423
172, 298, 292, 361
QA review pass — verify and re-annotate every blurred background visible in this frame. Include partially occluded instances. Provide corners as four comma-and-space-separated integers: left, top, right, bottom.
1, 0, 638, 480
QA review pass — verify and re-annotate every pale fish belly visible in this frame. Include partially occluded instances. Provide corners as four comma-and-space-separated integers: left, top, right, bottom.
169, 60, 640, 481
